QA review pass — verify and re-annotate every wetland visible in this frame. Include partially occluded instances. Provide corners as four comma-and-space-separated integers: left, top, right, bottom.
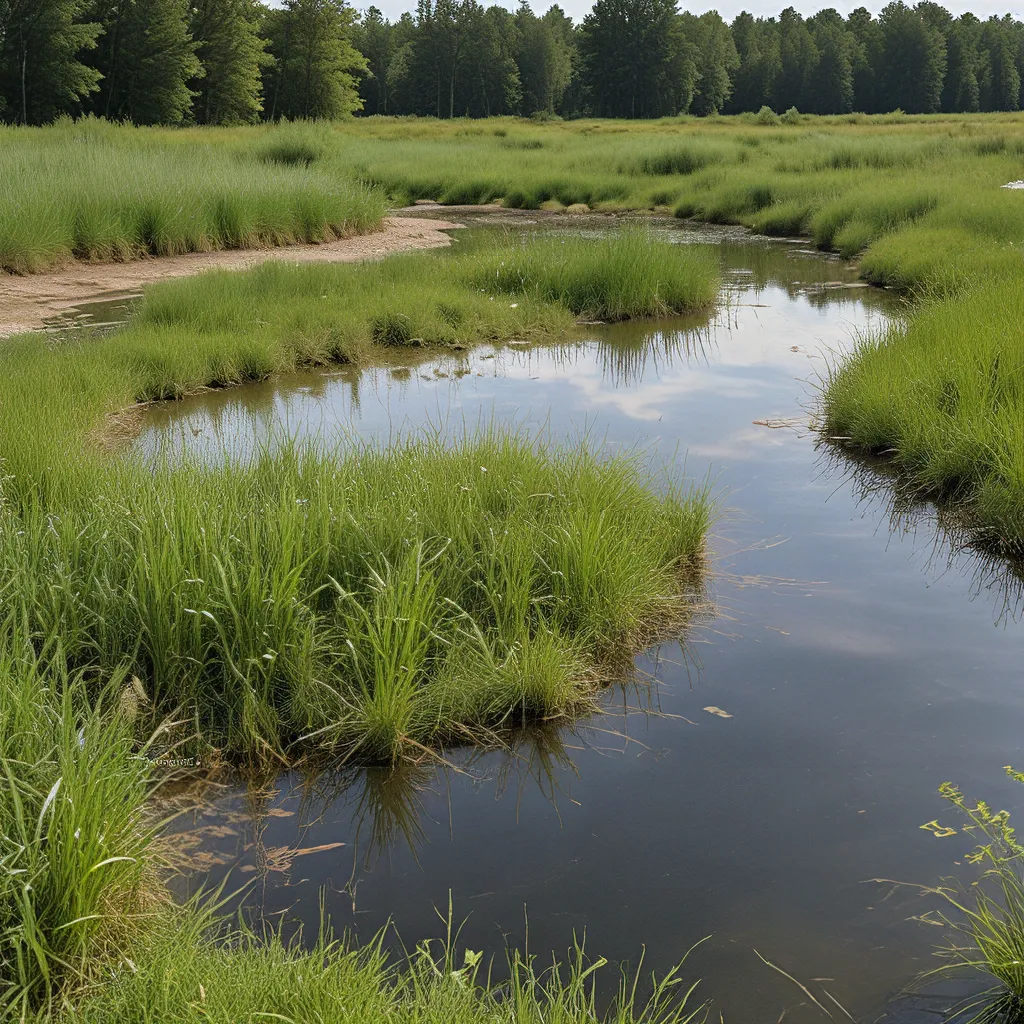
6, 114, 1024, 1022
143, 221, 1024, 1021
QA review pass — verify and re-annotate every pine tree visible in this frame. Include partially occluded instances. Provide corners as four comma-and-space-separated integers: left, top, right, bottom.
516, 2, 572, 114
978, 15, 1020, 111
942, 13, 980, 111
462, 5, 521, 116
579, 0, 694, 118
877, 1, 946, 112
353, 5, 392, 114
263, 0, 367, 120
542, 5, 579, 115
773, 7, 818, 111
0, 0, 100, 123
728, 13, 781, 113
847, 7, 884, 112
85, 0, 201, 124
190, 0, 269, 124
806, 8, 855, 113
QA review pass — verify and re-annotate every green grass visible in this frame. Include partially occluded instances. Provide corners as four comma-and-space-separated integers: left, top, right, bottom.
0, 639, 709, 1020
61, 904, 708, 1024
0, 118, 385, 273
0, 226, 720, 1016
0, 231, 717, 762
909, 770, 1024, 1022
0, 639, 158, 1016
3, 434, 710, 763
464, 229, 720, 320
822, 279, 1024, 555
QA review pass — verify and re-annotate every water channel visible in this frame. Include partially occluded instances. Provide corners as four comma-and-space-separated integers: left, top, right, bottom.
136, 218, 1024, 1022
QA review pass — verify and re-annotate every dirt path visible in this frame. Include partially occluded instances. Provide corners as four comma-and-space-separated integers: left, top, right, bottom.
0, 215, 463, 338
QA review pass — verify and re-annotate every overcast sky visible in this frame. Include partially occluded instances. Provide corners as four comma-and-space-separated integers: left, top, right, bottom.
263, 0, 1023, 26
344, 0, 1023, 21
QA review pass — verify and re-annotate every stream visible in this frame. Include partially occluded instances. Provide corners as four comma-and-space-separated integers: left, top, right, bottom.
138, 219, 1024, 1022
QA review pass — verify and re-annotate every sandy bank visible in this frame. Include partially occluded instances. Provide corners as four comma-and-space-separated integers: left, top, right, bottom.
0, 216, 462, 338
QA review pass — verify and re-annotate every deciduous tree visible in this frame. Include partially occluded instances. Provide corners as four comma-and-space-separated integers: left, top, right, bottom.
0, 0, 100, 123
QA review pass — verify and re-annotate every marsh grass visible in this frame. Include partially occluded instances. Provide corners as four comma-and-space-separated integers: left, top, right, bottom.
0, 231, 717, 763
0, 638, 160, 1015
822, 279, 1024, 555
0, 119, 384, 273
463, 229, 720, 320
3, 435, 711, 764
57, 895, 709, 1024
0, 633, 712, 1021
901, 771, 1024, 1023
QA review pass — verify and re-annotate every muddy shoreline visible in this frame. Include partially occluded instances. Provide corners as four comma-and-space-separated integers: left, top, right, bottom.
0, 215, 462, 338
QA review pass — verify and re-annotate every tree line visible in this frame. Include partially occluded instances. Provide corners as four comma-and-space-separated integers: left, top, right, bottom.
2, 0, 1023, 126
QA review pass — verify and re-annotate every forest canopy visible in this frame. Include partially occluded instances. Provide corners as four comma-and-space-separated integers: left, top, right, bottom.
1, 0, 1023, 124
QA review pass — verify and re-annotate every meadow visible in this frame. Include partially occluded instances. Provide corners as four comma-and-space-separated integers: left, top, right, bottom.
4, 110, 1024, 1018
7, 115, 1024, 555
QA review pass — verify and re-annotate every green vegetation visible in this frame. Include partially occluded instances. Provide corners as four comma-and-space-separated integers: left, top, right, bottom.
822, 282, 1024, 554
0, 230, 717, 762
0, 230, 715, 1020
0, 652, 709, 1019
0, 644, 156, 1017
2, 109, 1023, 577
917, 769, 1024, 1020
6, 0, 1024, 125
0, 119, 384, 274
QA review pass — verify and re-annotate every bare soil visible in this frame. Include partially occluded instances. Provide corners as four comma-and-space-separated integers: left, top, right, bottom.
0, 216, 463, 338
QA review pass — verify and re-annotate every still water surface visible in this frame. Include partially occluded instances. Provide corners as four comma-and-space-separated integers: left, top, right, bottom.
140, 223, 1024, 1022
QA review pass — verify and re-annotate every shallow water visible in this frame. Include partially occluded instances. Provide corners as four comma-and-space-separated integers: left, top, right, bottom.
143, 224, 1024, 1022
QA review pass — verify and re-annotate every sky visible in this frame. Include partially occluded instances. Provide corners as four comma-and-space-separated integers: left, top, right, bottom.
356, 0, 1023, 20
265, 0, 1023, 28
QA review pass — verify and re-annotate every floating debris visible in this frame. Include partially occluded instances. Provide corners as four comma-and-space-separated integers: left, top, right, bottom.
703, 706, 733, 718
753, 416, 803, 430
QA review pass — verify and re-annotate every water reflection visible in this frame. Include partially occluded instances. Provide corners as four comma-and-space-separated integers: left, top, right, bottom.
168, 704, 651, 905
142, 228, 1024, 1022
821, 445, 1024, 626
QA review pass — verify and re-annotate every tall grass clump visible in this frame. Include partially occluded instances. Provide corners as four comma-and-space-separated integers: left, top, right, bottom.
0, 639, 158, 1016
0, 231, 716, 764
0, 119, 384, 273
822, 279, 1024, 555
462, 229, 719, 321
1, 436, 711, 764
